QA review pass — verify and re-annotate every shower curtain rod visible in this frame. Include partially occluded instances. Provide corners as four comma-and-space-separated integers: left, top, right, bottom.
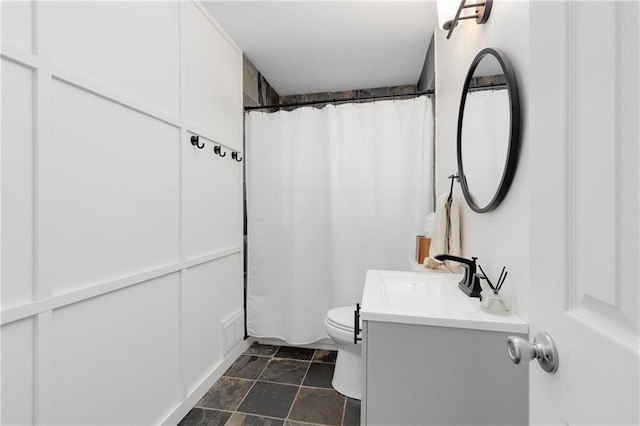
244, 89, 434, 111
467, 83, 507, 93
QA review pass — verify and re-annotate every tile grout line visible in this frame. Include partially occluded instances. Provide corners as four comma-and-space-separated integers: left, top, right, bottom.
193, 348, 279, 422
194, 404, 336, 426
340, 395, 348, 426
284, 349, 345, 426
194, 407, 235, 414
227, 349, 278, 420
283, 349, 316, 423
194, 362, 259, 410
227, 376, 338, 392
285, 385, 304, 424
225, 379, 260, 421
194, 405, 304, 425
194, 376, 257, 411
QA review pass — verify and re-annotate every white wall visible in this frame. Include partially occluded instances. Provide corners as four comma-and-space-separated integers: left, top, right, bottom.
1, 2, 246, 424
434, 0, 530, 319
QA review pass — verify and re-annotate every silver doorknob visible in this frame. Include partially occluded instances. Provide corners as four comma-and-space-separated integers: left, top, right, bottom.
506, 332, 558, 373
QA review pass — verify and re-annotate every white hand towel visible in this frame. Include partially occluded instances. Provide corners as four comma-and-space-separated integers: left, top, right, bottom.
424, 193, 461, 269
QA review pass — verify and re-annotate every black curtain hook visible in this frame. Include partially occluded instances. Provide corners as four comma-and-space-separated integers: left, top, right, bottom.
190, 135, 204, 149
214, 145, 227, 157
232, 152, 243, 162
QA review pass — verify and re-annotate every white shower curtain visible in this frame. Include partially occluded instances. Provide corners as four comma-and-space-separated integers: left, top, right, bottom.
246, 97, 434, 344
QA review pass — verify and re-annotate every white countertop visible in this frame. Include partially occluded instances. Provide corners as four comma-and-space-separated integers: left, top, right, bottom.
360, 269, 528, 334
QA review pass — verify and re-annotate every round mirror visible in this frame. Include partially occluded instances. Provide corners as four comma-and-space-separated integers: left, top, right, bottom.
457, 48, 520, 213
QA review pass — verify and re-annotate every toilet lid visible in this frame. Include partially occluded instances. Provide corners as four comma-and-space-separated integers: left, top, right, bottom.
327, 306, 361, 332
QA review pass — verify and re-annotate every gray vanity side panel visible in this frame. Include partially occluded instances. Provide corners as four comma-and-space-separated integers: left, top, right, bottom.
364, 321, 528, 426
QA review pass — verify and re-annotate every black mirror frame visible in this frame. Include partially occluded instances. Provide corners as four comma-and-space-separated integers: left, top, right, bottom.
456, 47, 521, 213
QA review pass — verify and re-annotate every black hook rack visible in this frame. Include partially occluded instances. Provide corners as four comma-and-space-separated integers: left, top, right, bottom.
191, 135, 205, 149
232, 152, 243, 162
214, 145, 226, 157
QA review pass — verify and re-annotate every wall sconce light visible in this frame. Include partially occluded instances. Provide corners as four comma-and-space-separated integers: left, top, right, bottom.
437, 0, 493, 39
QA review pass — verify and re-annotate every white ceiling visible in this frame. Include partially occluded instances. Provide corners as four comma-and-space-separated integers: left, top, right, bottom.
203, 1, 438, 96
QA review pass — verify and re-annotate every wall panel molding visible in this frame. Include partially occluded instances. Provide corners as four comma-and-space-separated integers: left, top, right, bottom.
1, 246, 242, 326
1, 58, 36, 309
1, 44, 240, 152
1, 43, 39, 69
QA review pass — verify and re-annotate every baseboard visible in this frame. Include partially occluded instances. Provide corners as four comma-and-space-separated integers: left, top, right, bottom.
161, 337, 256, 425
255, 337, 337, 351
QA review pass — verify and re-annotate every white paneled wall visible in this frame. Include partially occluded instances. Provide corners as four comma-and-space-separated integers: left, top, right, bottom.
1, 2, 246, 425
42, 79, 181, 295
182, 3, 242, 150
1, 58, 34, 310
182, 255, 243, 394
183, 132, 243, 258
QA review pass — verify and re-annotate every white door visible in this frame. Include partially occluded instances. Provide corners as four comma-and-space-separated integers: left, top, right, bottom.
528, 1, 639, 424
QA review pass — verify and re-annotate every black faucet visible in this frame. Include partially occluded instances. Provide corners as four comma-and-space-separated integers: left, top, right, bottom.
433, 254, 483, 298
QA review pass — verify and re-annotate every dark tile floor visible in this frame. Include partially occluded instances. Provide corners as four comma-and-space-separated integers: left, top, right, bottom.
179, 342, 361, 426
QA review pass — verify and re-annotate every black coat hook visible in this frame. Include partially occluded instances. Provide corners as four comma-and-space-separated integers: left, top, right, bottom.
214, 145, 226, 157
447, 173, 459, 202
191, 135, 205, 149
232, 152, 243, 162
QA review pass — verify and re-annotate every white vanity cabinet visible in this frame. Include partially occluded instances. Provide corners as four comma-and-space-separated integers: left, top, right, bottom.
360, 270, 529, 426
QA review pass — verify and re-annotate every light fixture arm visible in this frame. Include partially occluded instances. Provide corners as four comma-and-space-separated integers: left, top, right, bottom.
445, 0, 493, 39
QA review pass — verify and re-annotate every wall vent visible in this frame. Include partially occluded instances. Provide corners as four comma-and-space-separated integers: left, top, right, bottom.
223, 311, 244, 354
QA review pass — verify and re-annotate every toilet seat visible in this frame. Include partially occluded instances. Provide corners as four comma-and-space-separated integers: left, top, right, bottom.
326, 306, 361, 333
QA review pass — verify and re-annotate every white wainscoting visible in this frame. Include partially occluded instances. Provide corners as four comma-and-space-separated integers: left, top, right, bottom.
0, 317, 35, 425
1, 1, 244, 424
51, 274, 181, 425
38, 1, 181, 119
181, 1, 242, 151
42, 79, 182, 296
183, 132, 243, 259
0, 0, 33, 53
1, 58, 35, 310
181, 255, 244, 395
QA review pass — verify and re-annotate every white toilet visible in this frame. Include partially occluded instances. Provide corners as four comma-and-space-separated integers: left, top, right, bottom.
325, 306, 362, 400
